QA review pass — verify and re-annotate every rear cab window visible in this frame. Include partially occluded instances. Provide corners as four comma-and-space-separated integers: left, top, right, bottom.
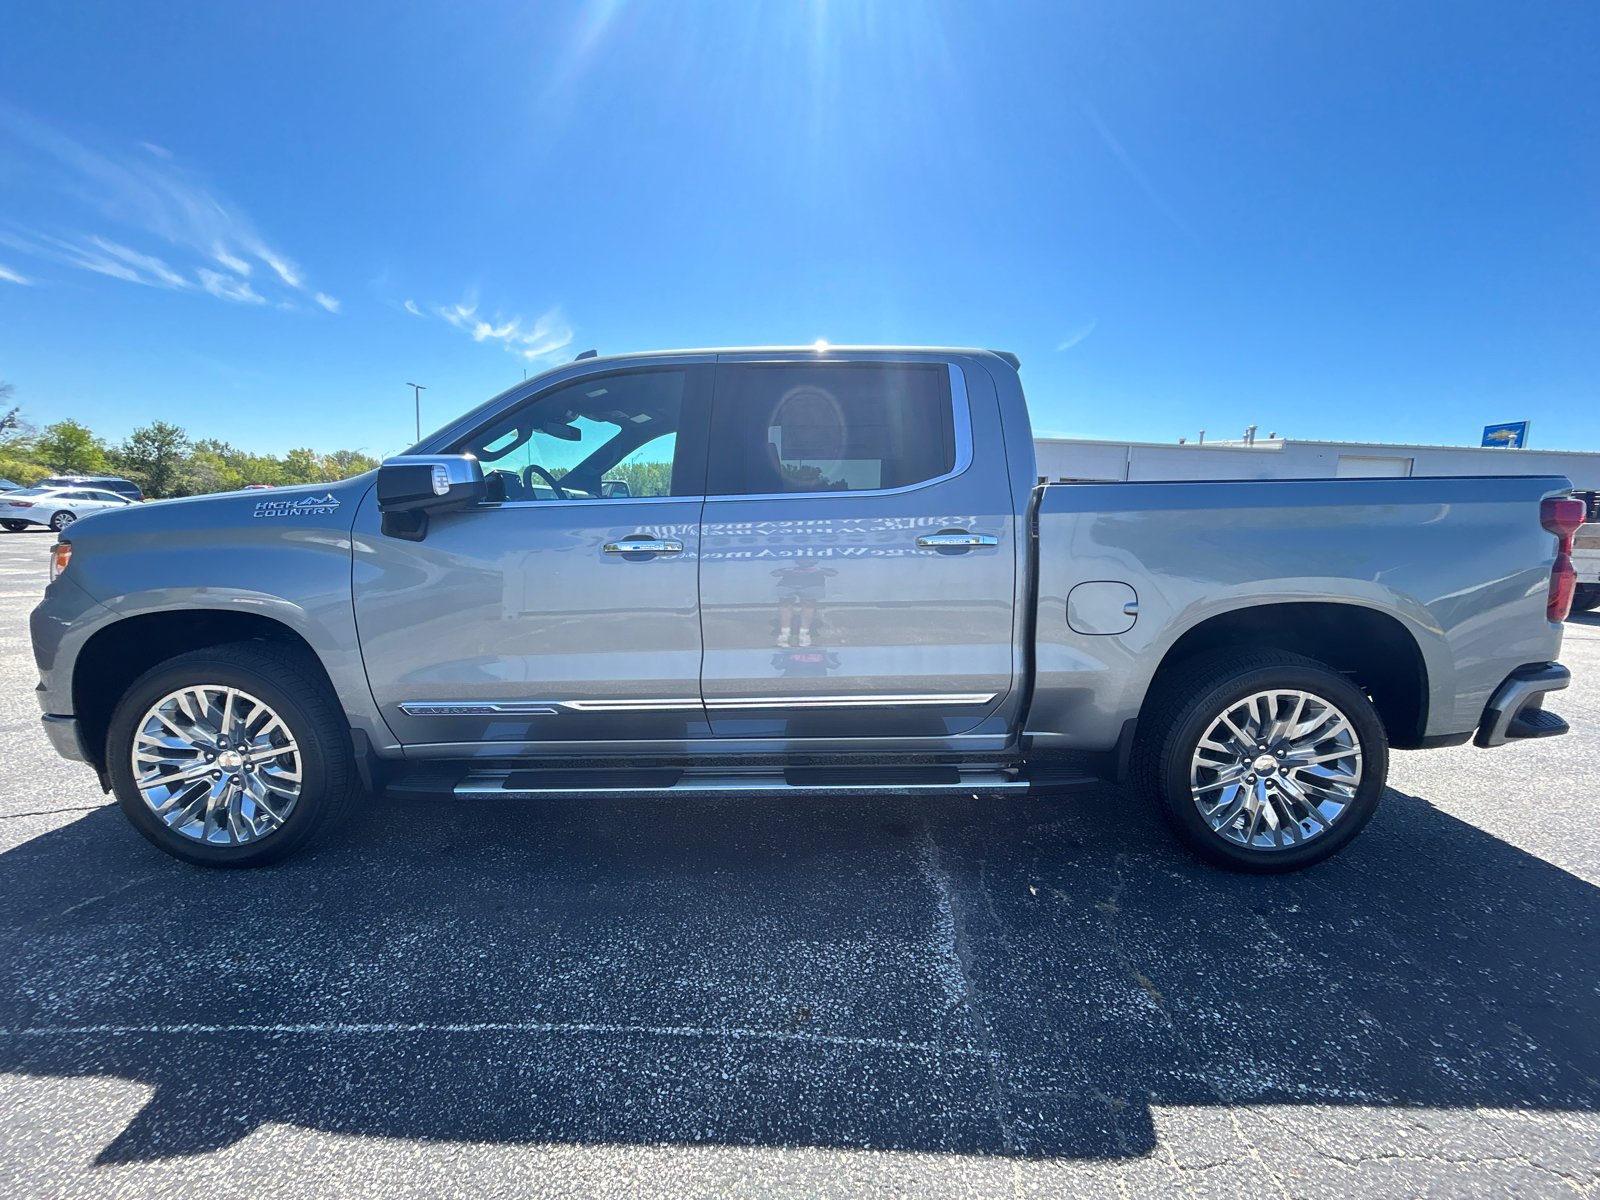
706, 362, 958, 497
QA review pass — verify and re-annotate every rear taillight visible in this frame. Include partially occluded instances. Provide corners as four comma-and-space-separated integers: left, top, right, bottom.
49, 542, 71, 582
8, 501, 32, 508
1542, 497, 1586, 622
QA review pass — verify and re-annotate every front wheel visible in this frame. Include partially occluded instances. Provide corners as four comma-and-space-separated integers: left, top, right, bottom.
48, 510, 76, 532
1133, 651, 1388, 873
107, 642, 358, 867
0, 520, 31, 532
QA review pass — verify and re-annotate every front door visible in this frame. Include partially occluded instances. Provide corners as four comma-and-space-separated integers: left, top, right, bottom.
353, 363, 713, 751
697, 357, 1018, 742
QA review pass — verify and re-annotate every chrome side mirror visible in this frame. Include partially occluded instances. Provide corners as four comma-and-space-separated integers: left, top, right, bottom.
376, 454, 486, 541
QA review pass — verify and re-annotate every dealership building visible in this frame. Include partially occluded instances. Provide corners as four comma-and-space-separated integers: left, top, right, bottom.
1033, 435, 1600, 491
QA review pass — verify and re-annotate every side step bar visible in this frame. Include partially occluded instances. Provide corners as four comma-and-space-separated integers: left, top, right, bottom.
385, 762, 1104, 802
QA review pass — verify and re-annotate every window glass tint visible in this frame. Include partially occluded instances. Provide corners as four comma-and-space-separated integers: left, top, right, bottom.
458, 370, 685, 501
707, 363, 955, 496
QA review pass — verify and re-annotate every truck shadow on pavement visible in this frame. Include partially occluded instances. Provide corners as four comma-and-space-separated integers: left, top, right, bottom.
0, 781, 1596, 1163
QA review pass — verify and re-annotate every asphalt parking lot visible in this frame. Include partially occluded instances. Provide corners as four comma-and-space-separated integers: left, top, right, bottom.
1, 528, 1597, 1198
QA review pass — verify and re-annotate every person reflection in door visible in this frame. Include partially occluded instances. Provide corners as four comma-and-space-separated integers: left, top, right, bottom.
773, 560, 838, 647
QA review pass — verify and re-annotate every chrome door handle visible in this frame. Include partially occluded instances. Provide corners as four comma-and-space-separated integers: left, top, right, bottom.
603, 538, 683, 554
917, 533, 998, 548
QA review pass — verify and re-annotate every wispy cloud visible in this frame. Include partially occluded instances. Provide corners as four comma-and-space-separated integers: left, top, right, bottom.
438, 297, 573, 362
198, 269, 265, 304
404, 299, 423, 316
1056, 319, 1098, 352
1084, 106, 1199, 244
0, 263, 29, 285
0, 102, 338, 311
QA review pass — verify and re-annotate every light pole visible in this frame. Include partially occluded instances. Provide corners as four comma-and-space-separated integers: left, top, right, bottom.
406, 383, 426, 443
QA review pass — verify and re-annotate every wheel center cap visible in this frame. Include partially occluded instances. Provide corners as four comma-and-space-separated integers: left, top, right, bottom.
1251, 753, 1277, 776
217, 750, 244, 771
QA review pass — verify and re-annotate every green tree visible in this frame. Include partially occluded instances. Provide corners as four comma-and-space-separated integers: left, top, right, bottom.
281, 447, 334, 484
328, 449, 381, 478
114, 422, 191, 498
36, 420, 109, 475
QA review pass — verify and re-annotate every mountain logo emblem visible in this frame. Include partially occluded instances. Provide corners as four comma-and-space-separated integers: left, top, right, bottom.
253, 493, 342, 518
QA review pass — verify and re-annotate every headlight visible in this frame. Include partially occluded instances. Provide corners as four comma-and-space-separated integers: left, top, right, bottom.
49, 542, 71, 582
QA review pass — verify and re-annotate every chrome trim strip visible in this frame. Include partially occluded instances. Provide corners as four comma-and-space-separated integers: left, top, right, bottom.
558, 698, 705, 712
399, 692, 993, 717
700, 362, 974, 504
400, 702, 562, 717
705, 692, 996, 710
399, 698, 703, 717
492, 495, 701, 510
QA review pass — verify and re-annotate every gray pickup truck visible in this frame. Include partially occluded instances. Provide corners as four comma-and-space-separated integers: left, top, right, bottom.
29, 347, 1582, 873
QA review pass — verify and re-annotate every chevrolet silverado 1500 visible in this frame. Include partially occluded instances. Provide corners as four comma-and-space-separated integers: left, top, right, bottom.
30, 347, 1581, 872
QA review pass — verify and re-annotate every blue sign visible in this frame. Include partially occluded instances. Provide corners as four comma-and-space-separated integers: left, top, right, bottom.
1482, 421, 1529, 448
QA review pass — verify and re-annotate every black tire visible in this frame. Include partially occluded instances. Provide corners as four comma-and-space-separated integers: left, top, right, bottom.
0, 520, 30, 532
107, 642, 358, 867
48, 510, 76, 532
1572, 585, 1600, 614
1132, 650, 1388, 874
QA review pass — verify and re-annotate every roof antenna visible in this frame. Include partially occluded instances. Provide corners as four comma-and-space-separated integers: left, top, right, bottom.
574, 349, 597, 361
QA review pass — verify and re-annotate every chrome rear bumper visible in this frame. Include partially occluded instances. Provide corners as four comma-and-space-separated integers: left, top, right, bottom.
1475, 663, 1571, 749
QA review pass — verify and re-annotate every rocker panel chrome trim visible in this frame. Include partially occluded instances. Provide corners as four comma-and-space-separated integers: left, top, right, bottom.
400, 692, 995, 718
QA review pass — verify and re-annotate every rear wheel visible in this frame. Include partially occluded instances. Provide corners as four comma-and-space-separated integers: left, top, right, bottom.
1133, 651, 1388, 873
1572, 584, 1600, 613
107, 642, 358, 867
0, 520, 30, 532
48, 510, 76, 532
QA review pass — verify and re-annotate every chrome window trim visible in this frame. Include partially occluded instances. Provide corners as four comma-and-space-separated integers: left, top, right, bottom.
486, 494, 702, 511
399, 692, 995, 717
702, 362, 974, 505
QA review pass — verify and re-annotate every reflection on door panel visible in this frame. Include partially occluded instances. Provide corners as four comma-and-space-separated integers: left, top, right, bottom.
698, 361, 1015, 741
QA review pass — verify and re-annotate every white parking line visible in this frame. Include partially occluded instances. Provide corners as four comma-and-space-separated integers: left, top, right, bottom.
0, 1020, 980, 1056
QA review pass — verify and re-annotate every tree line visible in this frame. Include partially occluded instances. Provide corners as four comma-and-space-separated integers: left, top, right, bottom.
0, 385, 381, 498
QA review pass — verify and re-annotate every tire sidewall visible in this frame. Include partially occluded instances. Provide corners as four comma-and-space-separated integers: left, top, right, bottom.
108, 652, 336, 867
1158, 662, 1388, 873
50, 511, 75, 532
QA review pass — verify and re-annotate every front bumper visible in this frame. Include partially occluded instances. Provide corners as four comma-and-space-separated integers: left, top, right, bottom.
1475, 662, 1571, 749
40, 714, 88, 762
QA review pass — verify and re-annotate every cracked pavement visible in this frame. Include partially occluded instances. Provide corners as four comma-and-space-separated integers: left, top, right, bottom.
1, 529, 1597, 1197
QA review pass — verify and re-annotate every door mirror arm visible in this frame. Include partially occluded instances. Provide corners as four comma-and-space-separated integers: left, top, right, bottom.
376, 454, 487, 541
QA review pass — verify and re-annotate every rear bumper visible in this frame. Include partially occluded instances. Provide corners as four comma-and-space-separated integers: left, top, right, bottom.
1475, 662, 1571, 749
40, 714, 88, 763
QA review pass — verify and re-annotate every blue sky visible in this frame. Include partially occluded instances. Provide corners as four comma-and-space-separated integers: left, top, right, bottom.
1, 1, 1596, 457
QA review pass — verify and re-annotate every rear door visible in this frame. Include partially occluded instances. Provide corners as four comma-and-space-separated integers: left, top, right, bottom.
697, 356, 1018, 742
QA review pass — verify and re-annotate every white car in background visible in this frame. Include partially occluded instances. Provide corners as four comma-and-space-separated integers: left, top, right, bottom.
1, 485, 133, 533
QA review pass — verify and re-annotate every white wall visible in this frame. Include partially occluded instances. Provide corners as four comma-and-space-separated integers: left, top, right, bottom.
1034, 437, 1600, 490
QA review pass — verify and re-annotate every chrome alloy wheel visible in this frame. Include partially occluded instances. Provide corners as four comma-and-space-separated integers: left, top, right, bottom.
132, 685, 301, 844
1189, 688, 1363, 851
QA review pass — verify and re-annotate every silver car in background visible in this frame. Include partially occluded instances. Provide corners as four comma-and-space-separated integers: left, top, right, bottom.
2, 485, 133, 533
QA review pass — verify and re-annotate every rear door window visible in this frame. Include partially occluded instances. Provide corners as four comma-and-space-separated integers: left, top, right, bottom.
705, 362, 957, 496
